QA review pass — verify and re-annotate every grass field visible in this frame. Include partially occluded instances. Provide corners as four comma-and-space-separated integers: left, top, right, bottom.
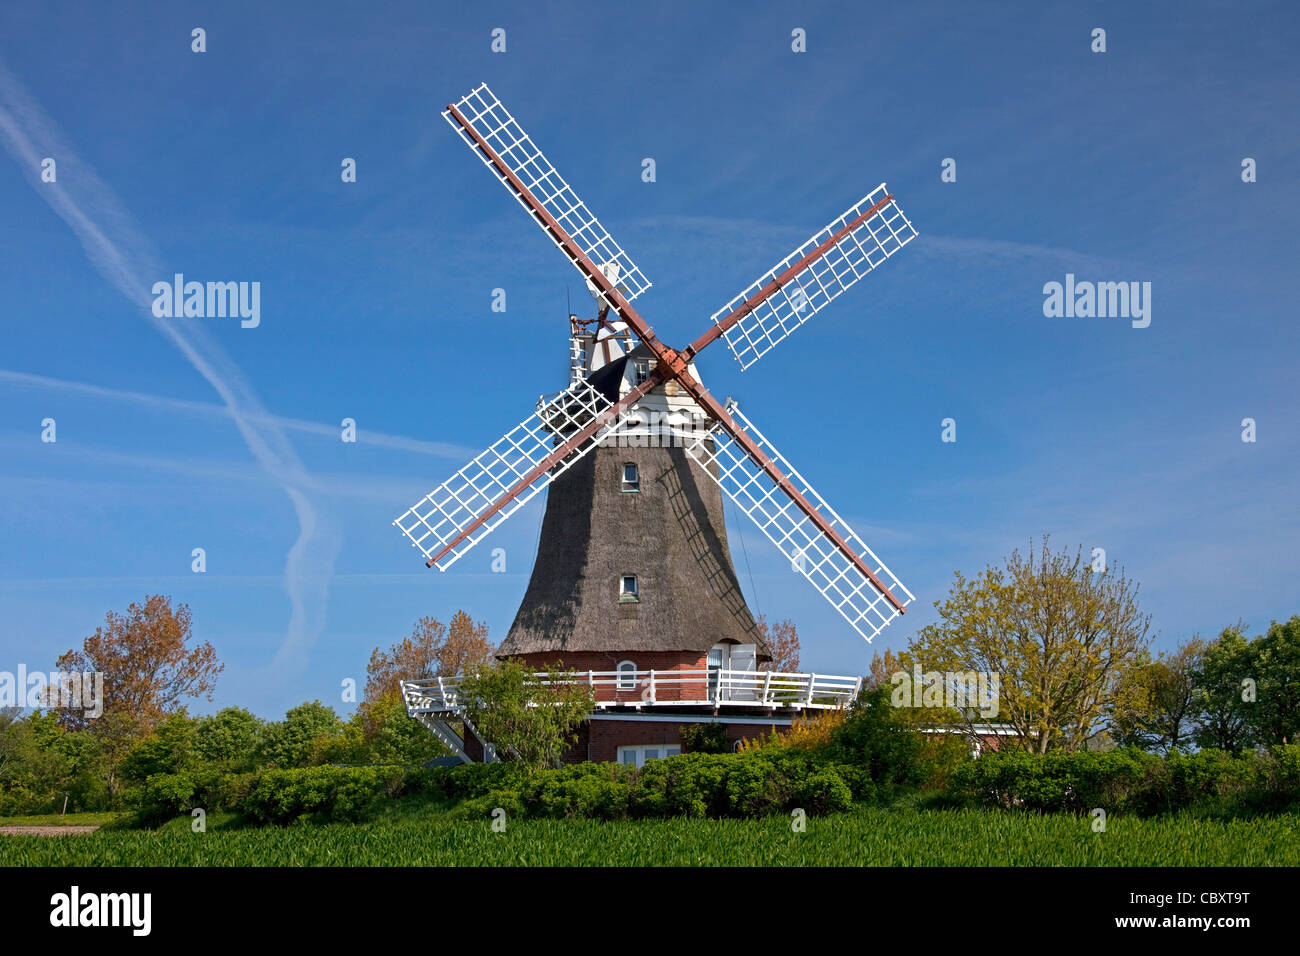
2, 802, 1296, 866
0, 811, 123, 828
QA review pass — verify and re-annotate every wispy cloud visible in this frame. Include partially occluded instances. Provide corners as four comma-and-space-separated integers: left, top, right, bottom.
0, 434, 439, 505
0, 368, 479, 460
0, 59, 337, 671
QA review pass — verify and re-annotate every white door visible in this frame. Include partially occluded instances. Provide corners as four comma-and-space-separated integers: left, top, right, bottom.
708, 645, 728, 701
729, 645, 756, 700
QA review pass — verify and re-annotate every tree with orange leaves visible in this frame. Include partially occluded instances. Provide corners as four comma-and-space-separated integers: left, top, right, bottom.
756, 615, 800, 672
364, 610, 493, 707
54, 594, 222, 734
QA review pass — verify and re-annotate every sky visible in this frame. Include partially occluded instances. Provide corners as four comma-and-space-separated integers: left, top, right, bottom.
1, 1, 1296, 720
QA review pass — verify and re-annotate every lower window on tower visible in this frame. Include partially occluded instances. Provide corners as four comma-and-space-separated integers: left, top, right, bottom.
617, 744, 681, 769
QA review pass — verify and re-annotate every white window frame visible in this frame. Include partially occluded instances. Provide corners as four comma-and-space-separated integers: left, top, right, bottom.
617, 744, 682, 769
619, 574, 639, 602
622, 462, 639, 492
632, 359, 650, 384
617, 660, 638, 690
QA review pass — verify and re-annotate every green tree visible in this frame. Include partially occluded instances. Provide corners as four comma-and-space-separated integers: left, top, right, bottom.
361, 692, 450, 765
1192, 625, 1259, 754
1254, 616, 1300, 745
119, 711, 199, 783
195, 707, 265, 771
831, 685, 925, 785
457, 658, 595, 769
0, 712, 72, 813
903, 537, 1152, 753
257, 701, 343, 768
1111, 637, 1205, 753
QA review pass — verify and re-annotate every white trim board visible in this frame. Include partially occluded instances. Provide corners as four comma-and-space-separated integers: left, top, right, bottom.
588, 713, 794, 726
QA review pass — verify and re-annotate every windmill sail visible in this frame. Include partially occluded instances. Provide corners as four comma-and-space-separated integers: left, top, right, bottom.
394, 380, 617, 570
684, 404, 914, 642
708, 185, 916, 370
443, 83, 653, 306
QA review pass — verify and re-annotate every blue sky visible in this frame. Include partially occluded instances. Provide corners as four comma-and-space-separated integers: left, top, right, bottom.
1, 1, 1296, 719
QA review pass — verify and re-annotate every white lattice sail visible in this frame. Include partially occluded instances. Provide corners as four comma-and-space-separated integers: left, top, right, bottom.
395, 380, 615, 570
710, 184, 916, 370
444, 83, 652, 304
685, 406, 915, 642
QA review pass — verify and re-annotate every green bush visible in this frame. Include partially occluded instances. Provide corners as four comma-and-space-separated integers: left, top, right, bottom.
532, 773, 632, 819
793, 767, 853, 815
948, 746, 1300, 818
831, 685, 925, 786
633, 753, 731, 818
450, 789, 526, 822
723, 755, 783, 817
131, 765, 409, 826
441, 761, 529, 800
680, 722, 730, 754
131, 772, 198, 826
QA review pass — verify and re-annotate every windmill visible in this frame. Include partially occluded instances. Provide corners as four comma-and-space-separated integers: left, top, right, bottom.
392, 86, 919, 763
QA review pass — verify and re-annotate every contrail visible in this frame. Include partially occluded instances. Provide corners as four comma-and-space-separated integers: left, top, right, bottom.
0, 59, 338, 672
0, 368, 478, 460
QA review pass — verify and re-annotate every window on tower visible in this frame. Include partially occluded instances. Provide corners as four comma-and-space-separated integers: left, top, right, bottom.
622, 462, 639, 492
619, 574, 639, 602
617, 660, 637, 689
633, 359, 649, 384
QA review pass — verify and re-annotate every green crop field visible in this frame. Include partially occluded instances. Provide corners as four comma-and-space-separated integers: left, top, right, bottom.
3, 807, 1297, 867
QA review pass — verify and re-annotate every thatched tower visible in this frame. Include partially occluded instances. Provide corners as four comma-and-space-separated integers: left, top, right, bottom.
500, 330, 766, 671
500, 441, 764, 665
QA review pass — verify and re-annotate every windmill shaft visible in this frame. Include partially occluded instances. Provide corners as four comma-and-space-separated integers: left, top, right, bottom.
684, 192, 896, 360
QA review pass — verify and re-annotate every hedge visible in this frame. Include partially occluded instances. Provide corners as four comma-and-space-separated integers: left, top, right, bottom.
949, 745, 1300, 816
129, 744, 1300, 828
132, 765, 420, 826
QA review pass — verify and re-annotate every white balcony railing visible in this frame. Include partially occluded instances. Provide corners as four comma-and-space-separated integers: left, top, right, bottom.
402, 668, 863, 717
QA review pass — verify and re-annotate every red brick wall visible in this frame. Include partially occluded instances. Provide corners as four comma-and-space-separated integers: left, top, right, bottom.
583, 717, 786, 763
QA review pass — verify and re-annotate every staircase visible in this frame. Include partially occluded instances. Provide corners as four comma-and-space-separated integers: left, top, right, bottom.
402, 680, 499, 764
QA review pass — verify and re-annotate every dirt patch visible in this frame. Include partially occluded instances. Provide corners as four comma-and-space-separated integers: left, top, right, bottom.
0, 825, 99, 837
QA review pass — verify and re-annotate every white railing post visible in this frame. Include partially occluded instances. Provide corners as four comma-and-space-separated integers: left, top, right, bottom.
762, 670, 772, 705
649, 669, 656, 704
806, 673, 816, 705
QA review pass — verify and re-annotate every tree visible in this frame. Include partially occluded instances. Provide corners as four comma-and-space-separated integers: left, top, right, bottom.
195, 707, 265, 772
831, 685, 925, 786
865, 648, 904, 691
1254, 615, 1300, 745
365, 611, 493, 707
756, 616, 800, 671
456, 658, 595, 769
119, 711, 199, 783
903, 536, 1152, 753
54, 595, 222, 732
257, 701, 343, 769
1110, 638, 1205, 753
0, 713, 72, 813
359, 692, 450, 765
1192, 624, 1259, 754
